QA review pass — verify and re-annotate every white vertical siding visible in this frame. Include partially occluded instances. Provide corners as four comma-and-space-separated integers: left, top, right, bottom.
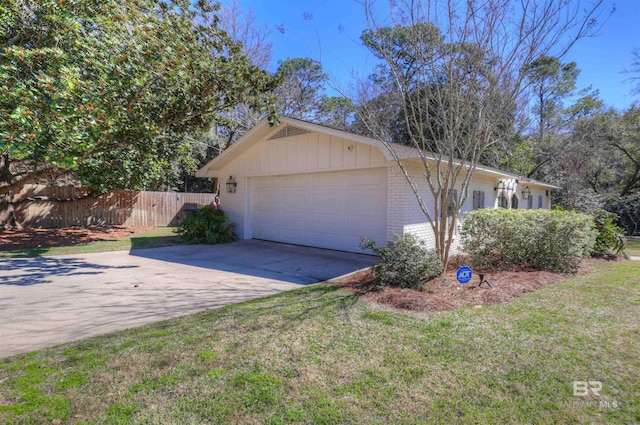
227, 132, 388, 177
213, 131, 387, 242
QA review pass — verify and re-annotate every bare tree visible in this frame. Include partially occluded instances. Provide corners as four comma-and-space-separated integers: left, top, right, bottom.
356, 0, 605, 270
628, 48, 640, 96
218, 0, 272, 69
210, 0, 275, 148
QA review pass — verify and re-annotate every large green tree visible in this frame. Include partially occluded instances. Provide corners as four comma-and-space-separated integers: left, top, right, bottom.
274, 57, 327, 121
546, 105, 640, 213
606, 107, 640, 197
0, 0, 277, 200
525, 56, 580, 142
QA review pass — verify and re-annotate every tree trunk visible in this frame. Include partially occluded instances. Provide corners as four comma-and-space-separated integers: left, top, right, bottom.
0, 194, 21, 229
0, 154, 20, 228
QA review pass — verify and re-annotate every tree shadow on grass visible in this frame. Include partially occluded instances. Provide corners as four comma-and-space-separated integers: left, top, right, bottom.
0, 257, 137, 286
222, 284, 363, 333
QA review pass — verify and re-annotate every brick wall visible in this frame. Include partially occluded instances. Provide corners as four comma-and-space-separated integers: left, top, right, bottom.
385, 163, 408, 241
387, 161, 506, 253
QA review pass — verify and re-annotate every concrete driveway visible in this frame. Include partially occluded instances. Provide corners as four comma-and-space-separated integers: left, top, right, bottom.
0, 240, 376, 358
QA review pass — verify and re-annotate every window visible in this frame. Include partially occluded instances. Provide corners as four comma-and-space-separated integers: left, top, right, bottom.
538, 194, 543, 209
472, 190, 485, 210
511, 194, 519, 209
528, 194, 533, 209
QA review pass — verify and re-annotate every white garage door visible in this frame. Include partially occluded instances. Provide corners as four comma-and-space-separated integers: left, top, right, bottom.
251, 168, 387, 253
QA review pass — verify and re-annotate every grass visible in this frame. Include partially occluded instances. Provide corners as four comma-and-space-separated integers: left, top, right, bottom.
0, 227, 182, 258
624, 238, 640, 256
0, 261, 638, 424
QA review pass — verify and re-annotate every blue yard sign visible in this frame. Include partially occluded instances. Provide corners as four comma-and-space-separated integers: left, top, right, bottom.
456, 266, 473, 284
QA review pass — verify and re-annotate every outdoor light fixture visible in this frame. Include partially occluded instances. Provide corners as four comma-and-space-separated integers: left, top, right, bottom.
522, 186, 531, 200
226, 176, 237, 193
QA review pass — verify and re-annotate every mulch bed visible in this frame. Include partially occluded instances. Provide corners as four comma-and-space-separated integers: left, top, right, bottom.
0, 226, 154, 251
332, 260, 602, 313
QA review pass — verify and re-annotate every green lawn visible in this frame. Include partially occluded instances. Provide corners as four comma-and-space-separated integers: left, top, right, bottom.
625, 238, 640, 256
1, 261, 638, 424
0, 227, 182, 258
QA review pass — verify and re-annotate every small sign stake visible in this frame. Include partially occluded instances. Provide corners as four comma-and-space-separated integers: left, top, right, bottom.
456, 266, 473, 284
477, 273, 494, 288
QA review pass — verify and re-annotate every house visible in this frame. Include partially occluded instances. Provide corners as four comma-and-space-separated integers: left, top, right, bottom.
196, 117, 558, 254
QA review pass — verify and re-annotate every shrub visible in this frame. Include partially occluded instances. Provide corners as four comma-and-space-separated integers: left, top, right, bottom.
175, 206, 236, 244
460, 209, 596, 273
591, 211, 626, 257
361, 233, 443, 289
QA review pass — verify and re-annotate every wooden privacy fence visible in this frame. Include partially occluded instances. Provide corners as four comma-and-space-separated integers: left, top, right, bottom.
13, 185, 216, 228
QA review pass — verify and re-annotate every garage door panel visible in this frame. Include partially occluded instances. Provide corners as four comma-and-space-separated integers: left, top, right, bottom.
346, 194, 383, 211
309, 231, 341, 246
282, 175, 310, 188
346, 214, 383, 228
254, 209, 279, 220
347, 186, 384, 196
310, 192, 342, 209
282, 193, 307, 208
348, 171, 385, 186
282, 211, 308, 225
254, 178, 280, 190
312, 173, 341, 187
311, 211, 340, 226
253, 225, 278, 239
280, 227, 308, 243
251, 168, 386, 252
343, 234, 367, 249
254, 192, 281, 207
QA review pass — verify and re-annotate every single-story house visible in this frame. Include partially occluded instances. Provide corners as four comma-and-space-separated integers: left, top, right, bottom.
196, 117, 558, 254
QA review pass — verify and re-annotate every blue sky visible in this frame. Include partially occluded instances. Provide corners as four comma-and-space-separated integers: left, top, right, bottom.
235, 0, 639, 110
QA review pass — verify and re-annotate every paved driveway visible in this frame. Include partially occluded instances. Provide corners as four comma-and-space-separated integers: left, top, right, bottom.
0, 240, 377, 358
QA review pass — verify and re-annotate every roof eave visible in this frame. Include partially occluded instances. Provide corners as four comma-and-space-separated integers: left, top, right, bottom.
194, 116, 560, 190
195, 118, 279, 176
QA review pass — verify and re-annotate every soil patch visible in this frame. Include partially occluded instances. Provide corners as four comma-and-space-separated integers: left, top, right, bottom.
332, 261, 594, 313
0, 226, 154, 251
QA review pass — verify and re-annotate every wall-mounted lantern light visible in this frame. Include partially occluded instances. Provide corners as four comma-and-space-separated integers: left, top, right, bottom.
226, 176, 237, 193
522, 186, 530, 200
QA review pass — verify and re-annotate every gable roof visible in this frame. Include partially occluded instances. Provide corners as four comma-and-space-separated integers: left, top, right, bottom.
195, 117, 559, 189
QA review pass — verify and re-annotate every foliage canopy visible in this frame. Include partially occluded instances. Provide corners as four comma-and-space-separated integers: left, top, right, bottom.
0, 0, 277, 196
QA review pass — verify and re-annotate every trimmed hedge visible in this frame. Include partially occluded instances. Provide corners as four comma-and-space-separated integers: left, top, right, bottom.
361, 233, 443, 289
175, 206, 237, 244
460, 209, 596, 273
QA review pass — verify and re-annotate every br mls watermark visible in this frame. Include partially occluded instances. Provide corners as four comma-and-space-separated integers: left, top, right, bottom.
558, 381, 622, 410
573, 380, 602, 397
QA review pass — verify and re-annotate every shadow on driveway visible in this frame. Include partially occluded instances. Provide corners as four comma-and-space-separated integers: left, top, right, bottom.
0, 257, 138, 286
0, 240, 377, 357
129, 239, 378, 285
